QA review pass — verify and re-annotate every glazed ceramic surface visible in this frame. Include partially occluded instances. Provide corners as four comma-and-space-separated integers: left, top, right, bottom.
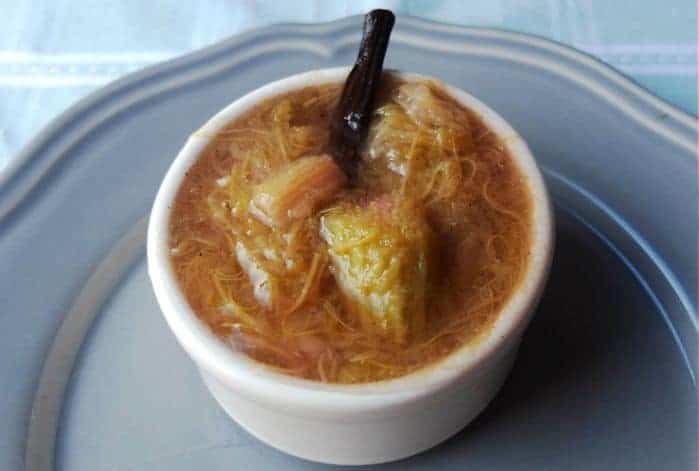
1, 15, 695, 471
147, 67, 554, 465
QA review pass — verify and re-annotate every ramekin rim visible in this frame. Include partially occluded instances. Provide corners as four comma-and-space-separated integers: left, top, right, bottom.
147, 67, 554, 411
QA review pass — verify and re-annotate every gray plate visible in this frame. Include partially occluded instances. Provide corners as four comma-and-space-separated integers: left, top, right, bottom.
1, 15, 695, 471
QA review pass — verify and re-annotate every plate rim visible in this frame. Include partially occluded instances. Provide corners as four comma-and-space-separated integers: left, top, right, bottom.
0, 14, 695, 229
5, 14, 695, 470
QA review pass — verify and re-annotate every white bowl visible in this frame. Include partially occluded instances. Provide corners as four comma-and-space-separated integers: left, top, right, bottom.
147, 67, 554, 465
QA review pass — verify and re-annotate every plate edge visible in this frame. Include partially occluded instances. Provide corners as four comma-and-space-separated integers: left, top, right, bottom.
0, 15, 695, 226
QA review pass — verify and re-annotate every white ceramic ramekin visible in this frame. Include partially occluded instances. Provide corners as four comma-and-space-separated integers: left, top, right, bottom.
147, 67, 554, 465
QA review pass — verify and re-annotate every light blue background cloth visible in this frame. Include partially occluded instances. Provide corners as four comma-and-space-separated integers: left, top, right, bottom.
1, 0, 696, 170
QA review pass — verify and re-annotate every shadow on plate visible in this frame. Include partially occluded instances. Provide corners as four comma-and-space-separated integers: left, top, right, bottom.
367, 207, 696, 470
